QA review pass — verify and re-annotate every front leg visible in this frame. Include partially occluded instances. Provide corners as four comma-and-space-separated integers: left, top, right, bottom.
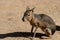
31, 27, 38, 40
31, 26, 34, 33
31, 26, 34, 37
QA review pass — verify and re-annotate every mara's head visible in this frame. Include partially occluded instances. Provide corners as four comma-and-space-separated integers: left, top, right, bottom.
22, 6, 35, 22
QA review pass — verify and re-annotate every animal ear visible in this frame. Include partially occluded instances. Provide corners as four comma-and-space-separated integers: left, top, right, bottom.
26, 6, 30, 10
31, 7, 35, 12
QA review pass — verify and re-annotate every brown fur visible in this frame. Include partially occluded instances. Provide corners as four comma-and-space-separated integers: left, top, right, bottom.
22, 7, 56, 40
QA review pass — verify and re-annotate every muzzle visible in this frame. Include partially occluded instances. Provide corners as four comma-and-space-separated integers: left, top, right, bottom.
22, 17, 25, 22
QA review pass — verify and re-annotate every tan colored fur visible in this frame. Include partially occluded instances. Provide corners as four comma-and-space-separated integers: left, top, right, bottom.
22, 7, 56, 40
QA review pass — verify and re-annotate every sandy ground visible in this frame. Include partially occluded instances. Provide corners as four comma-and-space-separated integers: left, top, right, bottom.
0, 0, 60, 40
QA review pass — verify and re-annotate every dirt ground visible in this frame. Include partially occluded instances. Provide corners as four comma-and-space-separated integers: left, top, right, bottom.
0, 0, 60, 40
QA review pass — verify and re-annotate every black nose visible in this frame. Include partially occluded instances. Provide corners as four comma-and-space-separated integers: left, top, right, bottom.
22, 17, 25, 22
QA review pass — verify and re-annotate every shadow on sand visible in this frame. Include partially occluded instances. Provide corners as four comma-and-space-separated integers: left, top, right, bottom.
0, 32, 48, 39
0, 25, 60, 39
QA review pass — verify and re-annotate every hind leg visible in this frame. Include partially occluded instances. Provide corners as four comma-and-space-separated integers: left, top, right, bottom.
44, 28, 52, 38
